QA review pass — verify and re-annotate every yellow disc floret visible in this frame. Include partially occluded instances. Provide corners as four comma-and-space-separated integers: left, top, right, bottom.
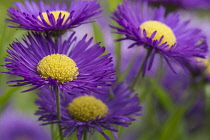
67, 96, 108, 122
198, 58, 210, 74
37, 54, 79, 84
37, 11, 70, 25
140, 20, 176, 47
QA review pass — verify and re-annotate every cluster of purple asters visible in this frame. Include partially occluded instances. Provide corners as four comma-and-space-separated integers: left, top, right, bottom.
1, 0, 209, 139
1, 0, 142, 140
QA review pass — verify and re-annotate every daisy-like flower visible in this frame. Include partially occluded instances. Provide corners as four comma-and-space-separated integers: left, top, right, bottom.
35, 83, 142, 140
2, 32, 115, 93
111, 1, 208, 74
6, 0, 101, 33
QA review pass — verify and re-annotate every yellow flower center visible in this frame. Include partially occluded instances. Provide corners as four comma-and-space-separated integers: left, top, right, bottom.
199, 58, 210, 74
67, 96, 108, 122
140, 20, 176, 47
37, 11, 70, 25
37, 54, 79, 84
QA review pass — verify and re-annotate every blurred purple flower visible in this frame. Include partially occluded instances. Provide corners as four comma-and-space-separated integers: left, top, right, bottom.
0, 110, 50, 140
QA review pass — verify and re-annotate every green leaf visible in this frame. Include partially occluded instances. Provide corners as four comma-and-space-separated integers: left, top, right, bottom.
159, 107, 186, 140
0, 87, 23, 112
92, 22, 105, 47
107, 0, 123, 12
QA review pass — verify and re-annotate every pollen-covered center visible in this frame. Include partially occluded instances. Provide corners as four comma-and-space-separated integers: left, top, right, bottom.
37, 11, 70, 25
37, 54, 79, 84
67, 96, 108, 122
140, 20, 176, 47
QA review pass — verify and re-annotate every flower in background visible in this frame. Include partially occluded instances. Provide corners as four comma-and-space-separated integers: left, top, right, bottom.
111, 1, 208, 75
0, 109, 50, 140
35, 83, 142, 140
2, 32, 115, 94
6, 0, 101, 33
194, 58, 210, 82
177, 10, 210, 82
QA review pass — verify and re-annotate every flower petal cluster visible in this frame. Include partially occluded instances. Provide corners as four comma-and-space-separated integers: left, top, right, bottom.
3, 32, 115, 93
6, 0, 101, 32
111, 1, 208, 74
35, 83, 142, 140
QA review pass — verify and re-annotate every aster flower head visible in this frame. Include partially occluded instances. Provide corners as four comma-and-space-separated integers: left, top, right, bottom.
2, 32, 115, 93
6, 0, 101, 33
35, 83, 142, 140
111, 1, 208, 74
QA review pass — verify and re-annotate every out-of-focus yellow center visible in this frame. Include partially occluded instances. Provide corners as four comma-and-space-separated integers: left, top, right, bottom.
199, 58, 210, 74
37, 54, 79, 84
140, 20, 176, 47
67, 96, 108, 122
37, 11, 70, 25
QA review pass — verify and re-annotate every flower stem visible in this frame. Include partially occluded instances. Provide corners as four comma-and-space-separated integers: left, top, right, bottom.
83, 131, 88, 140
131, 49, 152, 89
56, 86, 64, 140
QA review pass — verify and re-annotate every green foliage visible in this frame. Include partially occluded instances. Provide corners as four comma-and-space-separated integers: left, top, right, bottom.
0, 0, 29, 113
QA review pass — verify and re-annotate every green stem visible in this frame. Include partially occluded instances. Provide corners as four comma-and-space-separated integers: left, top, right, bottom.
56, 86, 64, 140
131, 49, 152, 89
83, 131, 88, 140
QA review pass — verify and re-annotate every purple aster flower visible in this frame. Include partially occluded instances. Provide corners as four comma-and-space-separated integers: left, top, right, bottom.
2, 32, 115, 94
0, 109, 50, 140
35, 83, 142, 140
6, 0, 101, 33
111, 1, 208, 75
